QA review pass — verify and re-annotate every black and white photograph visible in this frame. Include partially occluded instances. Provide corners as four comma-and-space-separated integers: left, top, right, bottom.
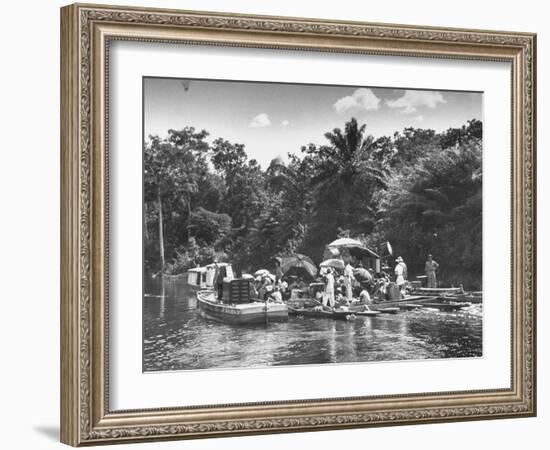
142, 77, 483, 372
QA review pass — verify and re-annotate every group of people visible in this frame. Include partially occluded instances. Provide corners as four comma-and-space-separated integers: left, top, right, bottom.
318, 254, 441, 308
243, 253, 440, 308
249, 275, 289, 303
318, 262, 360, 308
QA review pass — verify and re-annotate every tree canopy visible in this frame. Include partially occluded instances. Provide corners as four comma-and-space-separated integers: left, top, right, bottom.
144, 118, 482, 288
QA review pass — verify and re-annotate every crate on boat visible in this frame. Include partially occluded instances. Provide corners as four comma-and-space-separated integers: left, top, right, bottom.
222, 279, 251, 303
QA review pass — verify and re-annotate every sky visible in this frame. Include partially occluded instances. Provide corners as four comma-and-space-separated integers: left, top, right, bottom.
144, 77, 482, 168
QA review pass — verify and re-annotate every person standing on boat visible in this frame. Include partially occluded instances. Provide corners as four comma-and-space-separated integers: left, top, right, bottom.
323, 268, 335, 308
213, 264, 224, 300
344, 261, 355, 302
394, 256, 408, 289
425, 254, 440, 288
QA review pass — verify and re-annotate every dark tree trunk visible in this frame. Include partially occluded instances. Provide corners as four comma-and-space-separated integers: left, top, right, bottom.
157, 186, 165, 275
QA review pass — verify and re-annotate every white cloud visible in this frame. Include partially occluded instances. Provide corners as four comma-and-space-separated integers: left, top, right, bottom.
413, 115, 424, 121
250, 113, 271, 128
281, 120, 290, 127
334, 88, 381, 115
386, 90, 446, 114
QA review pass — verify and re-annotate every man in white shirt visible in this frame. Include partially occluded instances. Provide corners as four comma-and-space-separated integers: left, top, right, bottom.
323, 269, 335, 308
394, 256, 407, 288
344, 262, 355, 302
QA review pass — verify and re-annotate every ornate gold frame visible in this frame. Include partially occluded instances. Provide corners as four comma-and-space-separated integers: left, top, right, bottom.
60, 3, 536, 446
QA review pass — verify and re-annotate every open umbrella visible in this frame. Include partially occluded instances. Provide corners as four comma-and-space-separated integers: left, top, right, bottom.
328, 237, 364, 248
353, 267, 372, 281
263, 273, 276, 282
254, 269, 270, 277
320, 258, 345, 270
274, 254, 317, 278
328, 238, 380, 259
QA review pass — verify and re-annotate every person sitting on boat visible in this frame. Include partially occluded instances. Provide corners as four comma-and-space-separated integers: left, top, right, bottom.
394, 256, 408, 295
264, 281, 274, 300
249, 281, 259, 300
335, 292, 347, 306
268, 287, 283, 303
425, 254, 440, 288
322, 268, 336, 308
314, 289, 324, 302
359, 287, 372, 305
373, 277, 389, 302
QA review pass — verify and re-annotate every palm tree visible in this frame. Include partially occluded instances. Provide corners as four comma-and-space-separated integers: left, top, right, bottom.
304, 118, 391, 241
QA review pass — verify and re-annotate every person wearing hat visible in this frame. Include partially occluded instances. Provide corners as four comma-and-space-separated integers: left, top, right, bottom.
394, 256, 408, 288
343, 260, 355, 302
425, 254, 440, 288
322, 268, 335, 308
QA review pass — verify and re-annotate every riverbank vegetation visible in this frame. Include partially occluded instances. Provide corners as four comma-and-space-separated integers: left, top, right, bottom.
144, 118, 482, 288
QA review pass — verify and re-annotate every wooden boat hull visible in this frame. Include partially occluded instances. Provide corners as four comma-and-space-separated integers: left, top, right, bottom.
412, 287, 464, 296
289, 307, 359, 321
443, 292, 483, 303
197, 291, 288, 325
370, 295, 433, 308
422, 302, 472, 311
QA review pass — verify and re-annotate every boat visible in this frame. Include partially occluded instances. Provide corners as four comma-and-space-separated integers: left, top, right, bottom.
412, 287, 464, 297
368, 295, 433, 309
443, 291, 483, 303
422, 301, 472, 312
197, 289, 288, 325
288, 306, 363, 320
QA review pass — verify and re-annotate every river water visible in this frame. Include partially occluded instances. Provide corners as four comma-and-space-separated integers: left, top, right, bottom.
143, 277, 482, 372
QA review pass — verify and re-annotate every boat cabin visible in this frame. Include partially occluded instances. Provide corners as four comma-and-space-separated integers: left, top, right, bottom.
187, 267, 208, 288
205, 263, 234, 286
187, 263, 235, 289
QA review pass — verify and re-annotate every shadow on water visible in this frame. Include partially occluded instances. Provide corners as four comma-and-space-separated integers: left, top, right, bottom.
143, 276, 483, 372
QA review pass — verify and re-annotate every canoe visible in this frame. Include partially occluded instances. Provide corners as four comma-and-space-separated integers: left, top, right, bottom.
372, 307, 400, 314
286, 298, 320, 309
413, 287, 464, 297
197, 290, 288, 325
442, 292, 483, 303
288, 307, 359, 321
400, 304, 425, 310
422, 302, 472, 311
368, 295, 433, 308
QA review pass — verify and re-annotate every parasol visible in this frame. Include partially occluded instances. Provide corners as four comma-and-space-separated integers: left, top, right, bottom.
320, 258, 345, 270
327, 238, 380, 259
274, 254, 317, 278
353, 267, 373, 281
254, 269, 270, 277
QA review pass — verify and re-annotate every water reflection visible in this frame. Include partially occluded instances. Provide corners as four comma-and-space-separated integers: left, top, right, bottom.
143, 277, 482, 372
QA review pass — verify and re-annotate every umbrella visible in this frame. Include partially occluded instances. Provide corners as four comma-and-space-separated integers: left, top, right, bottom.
327, 238, 380, 259
263, 273, 276, 282
254, 269, 270, 277
320, 258, 345, 270
274, 254, 317, 278
353, 267, 372, 281
328, 237, 364, 248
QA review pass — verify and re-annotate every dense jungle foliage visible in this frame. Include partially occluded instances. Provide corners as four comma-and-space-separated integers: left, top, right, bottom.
144, 118, 482, 288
